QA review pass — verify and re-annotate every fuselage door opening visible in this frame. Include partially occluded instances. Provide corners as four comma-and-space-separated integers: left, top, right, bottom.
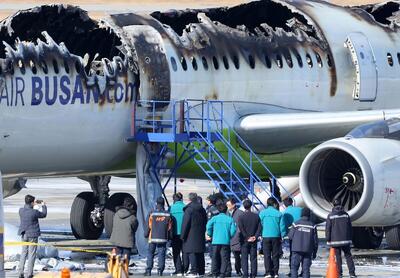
344, 32, 378, 102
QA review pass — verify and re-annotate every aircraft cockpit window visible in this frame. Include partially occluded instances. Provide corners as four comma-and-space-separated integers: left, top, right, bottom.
202, 57, 209, 70
285, 53, 293, 68
326, 54, 333, 68
347, 118, 400, 140
18, 59, 25, 74
232, 55, 240, 69
264, 54, 271, 68
248, 55, 255, 69
315, 52, 323, 68
53, 59, 59, 74
276, 54, 283, 68
191, 57, 198, 71
180, 57, 188, 71
397, 53, 400, 65
30, 61, 37, 74
295, 53, 303, 68
212, 56, 219, 70
387, 53, 394, 67
64, 60, 70, 74
170, 57, 178, 71
40, 60, 48, 74
222, 56, 229, 69
306, 53, 313, 68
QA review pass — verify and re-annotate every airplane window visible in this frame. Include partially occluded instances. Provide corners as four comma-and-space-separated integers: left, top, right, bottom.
53, 59, 59, 74
7, 61, 14, 75
285, 53, 293, 68
276, 54, 283, 68
222, 56, 229, 69
213, 56, 219, 70
180, 57, 188, 71
315, 52, 323, 67
30, 61, 37, 74
232, 55, 240, 69
202, 56, 209, 70
326, 54, 333, 68
306, 53, 313, 68
0, 65, 2, 75
18, 59, 25, 74
170, 57, 178, 71
39, 60, 48, 74
359, 52, 365, 59
295, 53, 303, 68
387, 53, 394, 67
248, 55, 255, 69
397, 53, 400, 65
264, 54, 271, 68
191, 57, 198, 71
64, 59, 70, 74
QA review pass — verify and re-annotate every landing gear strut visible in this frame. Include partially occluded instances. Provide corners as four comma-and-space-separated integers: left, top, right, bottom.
70, 176, 111, 239
352, 227, 383, 249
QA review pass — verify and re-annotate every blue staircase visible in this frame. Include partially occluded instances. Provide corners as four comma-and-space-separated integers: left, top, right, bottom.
129, 100, 291, 208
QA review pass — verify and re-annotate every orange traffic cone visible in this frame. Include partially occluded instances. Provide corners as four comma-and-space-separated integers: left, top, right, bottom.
326, 248, 339, 278
60, 268, 71, 278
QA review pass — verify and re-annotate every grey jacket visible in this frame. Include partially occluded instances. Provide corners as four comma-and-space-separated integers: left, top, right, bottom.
110, 208, 138, 249
230, 207, 244, 251
18, 204, 47, 238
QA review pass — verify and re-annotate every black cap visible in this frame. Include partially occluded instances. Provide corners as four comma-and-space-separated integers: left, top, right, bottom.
301, 207, 311, 217
156, 196, 165, 206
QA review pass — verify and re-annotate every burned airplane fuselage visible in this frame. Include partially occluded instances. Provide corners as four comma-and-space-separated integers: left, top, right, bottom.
1, 0, 400, 176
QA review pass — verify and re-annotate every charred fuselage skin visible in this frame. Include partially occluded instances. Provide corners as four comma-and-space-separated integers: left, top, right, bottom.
1, 1, 400, 178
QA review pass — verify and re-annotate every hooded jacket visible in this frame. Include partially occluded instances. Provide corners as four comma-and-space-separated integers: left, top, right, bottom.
288, 216, 318, 255
18, 204, 47, 238
326, 205, 353, 247
110, 207, 138, 249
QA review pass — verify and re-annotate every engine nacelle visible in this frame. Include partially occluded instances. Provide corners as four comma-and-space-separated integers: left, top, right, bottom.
300, 136, 400, 227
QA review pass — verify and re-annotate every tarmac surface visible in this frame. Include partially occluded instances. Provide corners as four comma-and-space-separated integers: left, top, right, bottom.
3, 178, 400, 277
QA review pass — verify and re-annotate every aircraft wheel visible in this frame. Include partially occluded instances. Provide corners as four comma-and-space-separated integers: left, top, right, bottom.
385, 225, 400, 250
70, 192, 103, 239
352, 227, 383, 249
104, 192, 136, 237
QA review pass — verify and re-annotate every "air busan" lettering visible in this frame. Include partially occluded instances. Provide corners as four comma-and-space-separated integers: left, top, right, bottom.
0, 75, 136, 106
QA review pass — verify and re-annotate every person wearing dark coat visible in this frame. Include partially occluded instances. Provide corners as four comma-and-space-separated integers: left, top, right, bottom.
144, 197, 172, 276
226, 198, 244, 276
110, 197, 139, 259
238, 200, 261, 278
325, 199, 356, 278
181, 192, 207, 277
18, 195, 47, 278
288, 208, 318, 278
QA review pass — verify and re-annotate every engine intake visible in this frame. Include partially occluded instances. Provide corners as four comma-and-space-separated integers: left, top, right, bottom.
300, 136, 400, 227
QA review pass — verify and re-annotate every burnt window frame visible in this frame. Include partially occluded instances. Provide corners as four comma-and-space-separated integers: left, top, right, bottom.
191, 57, 198, 71
170, 56, 178, 71
306, 53, 313, 68
180, 56, 188, 71
202, 56, 209, 70
222, 55, 229, 70
248, 54, 255, 69
212, 56, 219, 70
264, 54, 272, 68
387, 52, 394, 67
275, 53, 283, 68
232, 55, 240, 69
315, 52, 323, 68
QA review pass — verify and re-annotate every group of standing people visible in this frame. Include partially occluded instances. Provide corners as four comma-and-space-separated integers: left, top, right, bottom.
108, 192, 357, 278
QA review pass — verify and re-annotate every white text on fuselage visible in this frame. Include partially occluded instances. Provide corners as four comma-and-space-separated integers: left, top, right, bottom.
0, 75, 136, 106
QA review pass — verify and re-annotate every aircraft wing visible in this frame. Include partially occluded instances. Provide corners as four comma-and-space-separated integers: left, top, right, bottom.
234, 109, 400, 154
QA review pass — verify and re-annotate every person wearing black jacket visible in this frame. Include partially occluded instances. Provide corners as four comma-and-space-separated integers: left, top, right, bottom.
237, 200, 261, 278
288, 208, 318, 278
181, 192, 208, 277
325, 199, 356, 278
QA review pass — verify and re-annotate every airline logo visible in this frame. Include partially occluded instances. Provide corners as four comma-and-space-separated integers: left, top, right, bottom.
0, 75, 136, 107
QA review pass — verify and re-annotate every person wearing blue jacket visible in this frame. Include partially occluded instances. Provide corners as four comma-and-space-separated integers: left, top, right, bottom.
170, 192, 186, 275
259, 197, 286, 278
206, 203, 236, 278
283, 197, 303, 276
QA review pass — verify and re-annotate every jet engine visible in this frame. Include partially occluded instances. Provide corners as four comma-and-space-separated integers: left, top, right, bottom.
300, 118, 400, 249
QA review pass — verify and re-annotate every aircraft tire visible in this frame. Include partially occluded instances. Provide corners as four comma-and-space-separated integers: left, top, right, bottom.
70, 191, 103, 239
352, 227, 383, 249
385, 225, 400, 250
104, 192, 136, 237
